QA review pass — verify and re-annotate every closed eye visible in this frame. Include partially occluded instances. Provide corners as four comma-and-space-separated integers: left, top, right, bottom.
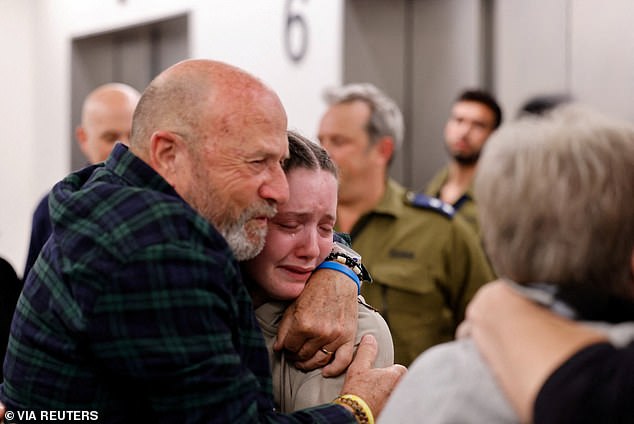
273, 220, 301, 232
319, 226, 334, 238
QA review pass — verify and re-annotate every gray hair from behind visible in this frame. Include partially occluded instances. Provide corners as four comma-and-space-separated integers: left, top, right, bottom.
475, 104, 634, 298
323, 83, 404, 153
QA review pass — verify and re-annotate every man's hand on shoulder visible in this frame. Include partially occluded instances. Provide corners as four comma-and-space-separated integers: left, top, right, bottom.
275, 267, 358, 376
339, 335, 407, 419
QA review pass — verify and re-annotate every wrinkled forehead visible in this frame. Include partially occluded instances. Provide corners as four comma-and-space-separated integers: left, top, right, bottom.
208, 84, 287, 134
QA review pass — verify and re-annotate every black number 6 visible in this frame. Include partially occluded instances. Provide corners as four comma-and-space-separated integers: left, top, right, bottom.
284, 0, 309, 63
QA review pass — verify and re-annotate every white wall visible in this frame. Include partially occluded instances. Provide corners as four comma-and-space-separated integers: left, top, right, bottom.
0, 0, 343, 277
0, 0, 36, 274
493, 0, 569, 117
493, 0, 634, 121
571, 0, 634, 122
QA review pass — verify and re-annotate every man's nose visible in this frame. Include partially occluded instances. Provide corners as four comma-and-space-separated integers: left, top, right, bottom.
259, 163, 289, 205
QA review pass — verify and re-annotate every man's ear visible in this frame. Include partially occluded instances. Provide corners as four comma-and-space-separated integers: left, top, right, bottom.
374, 136, 395, 165
75, 126, 89, 156
149, 130, 186, 187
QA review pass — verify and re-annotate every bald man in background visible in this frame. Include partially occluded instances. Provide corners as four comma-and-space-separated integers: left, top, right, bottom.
23, 83, 141, 278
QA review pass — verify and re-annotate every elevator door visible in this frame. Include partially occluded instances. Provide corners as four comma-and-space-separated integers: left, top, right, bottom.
343, 0, 488, 189
70, 14, 189, 170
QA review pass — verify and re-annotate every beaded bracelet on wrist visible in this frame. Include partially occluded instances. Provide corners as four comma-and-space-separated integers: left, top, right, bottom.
324, 252, 372, 283
333, 394, 374, 424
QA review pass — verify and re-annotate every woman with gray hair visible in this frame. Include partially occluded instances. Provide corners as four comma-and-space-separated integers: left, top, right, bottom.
379, 104, 634, 423
463, 104, 634, 424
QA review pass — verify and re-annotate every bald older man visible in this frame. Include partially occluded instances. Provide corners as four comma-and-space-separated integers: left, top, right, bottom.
23, 83, 141, 278
75, 83, 141, 164
3, 60, 405, 423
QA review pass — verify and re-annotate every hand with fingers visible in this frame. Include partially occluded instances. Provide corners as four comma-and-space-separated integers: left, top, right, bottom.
336, 334, 407, 423
274, 267, 359, 377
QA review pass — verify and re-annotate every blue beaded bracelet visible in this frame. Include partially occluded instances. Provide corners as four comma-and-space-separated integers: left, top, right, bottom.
315, 261, 361, 294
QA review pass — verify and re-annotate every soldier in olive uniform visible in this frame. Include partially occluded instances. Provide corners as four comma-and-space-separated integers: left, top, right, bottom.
318, 83, 495, 366
424, 89, 502, 235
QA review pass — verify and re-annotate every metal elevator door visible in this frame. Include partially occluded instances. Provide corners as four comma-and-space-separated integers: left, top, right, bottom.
70, 14, 189, 171
343, 0, 489, 190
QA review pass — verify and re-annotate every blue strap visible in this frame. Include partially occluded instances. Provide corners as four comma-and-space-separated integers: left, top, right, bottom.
406, 192, 455, 218
315, 261, 361, 294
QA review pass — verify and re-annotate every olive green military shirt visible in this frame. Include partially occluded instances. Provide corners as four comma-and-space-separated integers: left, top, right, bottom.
351, 179, 494, 366
425, 166, 480, 235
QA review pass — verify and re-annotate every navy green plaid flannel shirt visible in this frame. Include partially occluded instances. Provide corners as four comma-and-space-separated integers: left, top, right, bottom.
1, 144, 353, 423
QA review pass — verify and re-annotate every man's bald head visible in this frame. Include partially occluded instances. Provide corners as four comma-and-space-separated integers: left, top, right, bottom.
129, 59, 286, 160
76, 83, 141, 164
82, 83, 141, 124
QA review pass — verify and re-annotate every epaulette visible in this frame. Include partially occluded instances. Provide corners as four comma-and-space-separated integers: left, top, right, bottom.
405, 191, 455, 218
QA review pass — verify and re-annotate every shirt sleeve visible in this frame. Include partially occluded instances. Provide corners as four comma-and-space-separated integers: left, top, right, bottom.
356, 299, 394, 367
289, 300, 394, 412
379, 339, 518, 423
446, 216, 496, 326
534, 341, 634, 424
23, 194, 52, 279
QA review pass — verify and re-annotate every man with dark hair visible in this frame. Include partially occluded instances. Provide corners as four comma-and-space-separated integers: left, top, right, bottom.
424, 89, 502, 234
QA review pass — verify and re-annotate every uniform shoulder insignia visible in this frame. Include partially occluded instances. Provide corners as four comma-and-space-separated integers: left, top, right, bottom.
405, 191, 455, 218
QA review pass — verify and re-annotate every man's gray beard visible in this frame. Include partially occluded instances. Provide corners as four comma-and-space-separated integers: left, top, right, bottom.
187, 156, 277, 260
221, 220, 268, 261
218, 203, 277, 261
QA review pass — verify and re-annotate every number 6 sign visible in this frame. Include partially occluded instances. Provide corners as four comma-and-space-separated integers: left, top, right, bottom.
284, 0, 309, 63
